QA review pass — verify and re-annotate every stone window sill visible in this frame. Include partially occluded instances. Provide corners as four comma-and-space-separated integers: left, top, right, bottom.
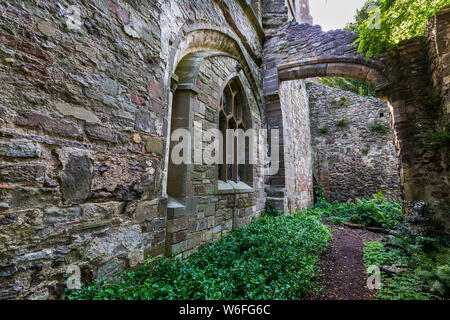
217, 180, 254, 194
167, 196, 186, 218
167, 196, 185, 209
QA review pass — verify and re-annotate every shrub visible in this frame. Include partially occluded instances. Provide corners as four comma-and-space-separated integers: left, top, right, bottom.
312, 192, 403, 231
318, 126, 329, 135
371, 121, 390, 135
337, 96, 348, 107
363, 199, 450, 300
335, 118, 349, 128
422, 88, 441, 109
263, 201, 281, 217
66, 214, 331, 300
350, 0, 449, 59
425, 131, 450, 150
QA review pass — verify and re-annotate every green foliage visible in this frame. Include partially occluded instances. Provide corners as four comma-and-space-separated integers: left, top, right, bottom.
263, 201, 281, 217
364, 239, 449, 300
425, 131, 450, 149
351, 0, 449, 59
378, 272, 439, 300
318, 77, 375, 97
313, 184, 328, 205
422, 88, 442, 109
371, 121, 390, 135
335, 118, 349, 128
345, 0, 378, 33
313, 192, 403, 231
66, 214, 331, 300
363, 200, 450, 300
318, 126, 329, 135
337, 96, 349, 107
364, 241, 402, 266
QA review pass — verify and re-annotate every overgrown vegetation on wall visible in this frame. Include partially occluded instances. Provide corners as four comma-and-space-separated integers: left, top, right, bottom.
348, 0, 449, 58
371, 121, 390, 135
363, 200, 450, 300
308, 82, 401, 202
66, 214, 331, 300
317, 77, 375, 97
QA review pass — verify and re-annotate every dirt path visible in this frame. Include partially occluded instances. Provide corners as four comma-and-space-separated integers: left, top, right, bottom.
307, 222, 384, 300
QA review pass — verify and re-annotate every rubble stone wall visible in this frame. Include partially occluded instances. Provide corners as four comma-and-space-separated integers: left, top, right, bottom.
0, 0, 264, 300
308, 82, 401, 202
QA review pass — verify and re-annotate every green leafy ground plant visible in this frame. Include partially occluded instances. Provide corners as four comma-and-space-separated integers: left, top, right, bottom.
66, 213, 331, 300
310, 191, 403, 231
364, 240, 448, 300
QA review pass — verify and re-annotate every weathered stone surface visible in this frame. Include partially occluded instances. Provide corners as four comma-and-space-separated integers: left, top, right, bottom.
0, 264, 18, 277
0, 104, 6, 119
81, 225, 150, 267
0, 140, 41, 158
54, 103, 100, 124
96, 258, 126, 280
37, 21, 57, 38
44, 206, 82, 225
0, 164, 46, 183
15, 112, 82, 138
0, 280, 21, 300
0, 0, 448, 300
85, 125, 128, 144
135, 108, 164, 135
0, 213, 18, 224
279, 79, 313, 211
82, 202, 123, 222
134, 201, 159, 222
308, 82, 401, 202
0, 202, 11, 211
58, 152, 93, 205
145, 136, 164, 155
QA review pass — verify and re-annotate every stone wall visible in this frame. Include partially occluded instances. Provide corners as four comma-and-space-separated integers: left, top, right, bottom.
308, 82, 401, 202
279, 80, 313, 211
262, 4, 450, 228
286, 0, 313, 24
0, 0, 449, 300
424, 5, 450, 231
0, 0, 264, 300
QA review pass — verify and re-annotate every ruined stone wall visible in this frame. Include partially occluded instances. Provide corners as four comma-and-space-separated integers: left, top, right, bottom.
424, 5, 450, 231
262, 5, 450, 225
279, 80, 313, 211
286, 0, 313, 24
308, 82, 401, 202
0, 0, 264, 300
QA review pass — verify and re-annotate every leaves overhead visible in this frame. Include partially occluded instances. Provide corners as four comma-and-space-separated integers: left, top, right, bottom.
347, 0, 449, 59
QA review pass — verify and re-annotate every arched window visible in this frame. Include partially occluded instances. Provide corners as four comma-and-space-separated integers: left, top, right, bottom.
218, 77, 252, 185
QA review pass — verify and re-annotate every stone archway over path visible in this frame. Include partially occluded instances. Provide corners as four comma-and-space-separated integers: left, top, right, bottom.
262, 10, 450, 232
